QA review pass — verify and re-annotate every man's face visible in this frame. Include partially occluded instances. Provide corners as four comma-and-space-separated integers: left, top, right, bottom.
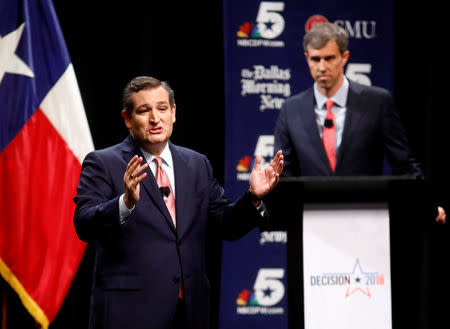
122, 86, 176, 152
305, 39, 349, 96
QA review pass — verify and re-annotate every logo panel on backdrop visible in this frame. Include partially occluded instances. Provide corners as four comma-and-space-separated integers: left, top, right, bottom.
236, 268, 285, 315
221, 1, 393, 328
237, 1, 286, 47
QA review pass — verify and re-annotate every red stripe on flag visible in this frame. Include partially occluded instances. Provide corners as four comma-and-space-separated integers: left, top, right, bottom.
0, 108, 86, 324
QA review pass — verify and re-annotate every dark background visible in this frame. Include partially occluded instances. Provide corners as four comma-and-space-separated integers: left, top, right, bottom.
1, 1, 449, 328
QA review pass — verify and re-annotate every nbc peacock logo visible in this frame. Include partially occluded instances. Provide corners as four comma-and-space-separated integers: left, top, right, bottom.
236, 2, 286, 48
235, 268, 285, 315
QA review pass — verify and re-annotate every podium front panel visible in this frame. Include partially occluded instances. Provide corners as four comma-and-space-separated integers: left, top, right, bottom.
275, 177, 432, 329
303, 203, 392, 329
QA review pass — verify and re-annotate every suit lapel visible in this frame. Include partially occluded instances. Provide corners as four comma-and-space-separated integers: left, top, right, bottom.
122, 136, 176, 233
170, 143, 190, 237
299, 91, 333, 174
336, 82, 366, 171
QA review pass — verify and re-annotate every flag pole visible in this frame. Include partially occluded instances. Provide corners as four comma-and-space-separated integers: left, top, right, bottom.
1, 279, 6, 329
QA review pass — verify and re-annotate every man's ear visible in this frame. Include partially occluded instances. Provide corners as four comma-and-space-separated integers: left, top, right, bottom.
171, 104, 176, 124
304, 51, 309, 61
121, 109, 132, 129
341, 50, 350, 67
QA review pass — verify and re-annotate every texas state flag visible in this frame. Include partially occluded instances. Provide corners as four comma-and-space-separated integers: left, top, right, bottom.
0, 1, 94, 328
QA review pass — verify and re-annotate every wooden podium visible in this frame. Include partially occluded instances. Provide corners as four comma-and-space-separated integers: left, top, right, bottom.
264, 176, 435, 329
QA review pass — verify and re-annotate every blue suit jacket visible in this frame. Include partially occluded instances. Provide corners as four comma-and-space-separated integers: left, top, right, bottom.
274, 80, 424, 177
73, 136, 260, 329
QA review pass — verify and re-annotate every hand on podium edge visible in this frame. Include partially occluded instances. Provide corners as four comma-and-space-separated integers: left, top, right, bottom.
435, 206, 446, 224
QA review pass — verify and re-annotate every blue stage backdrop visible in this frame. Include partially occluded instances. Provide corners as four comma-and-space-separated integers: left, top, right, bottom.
219, 1, 393, 328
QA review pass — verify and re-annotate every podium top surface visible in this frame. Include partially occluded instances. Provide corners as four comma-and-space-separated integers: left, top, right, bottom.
280, 175, 418, 187
276, 175, 424, 202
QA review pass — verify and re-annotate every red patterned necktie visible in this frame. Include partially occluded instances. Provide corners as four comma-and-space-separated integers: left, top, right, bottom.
154, 157, 176, 226
154, 156, 183, 299
323, 99, 337, 171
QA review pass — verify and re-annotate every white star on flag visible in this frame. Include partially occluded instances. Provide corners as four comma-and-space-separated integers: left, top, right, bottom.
0, 22, 35, 84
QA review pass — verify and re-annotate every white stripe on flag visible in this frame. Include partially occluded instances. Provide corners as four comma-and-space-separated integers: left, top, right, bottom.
40, 64, 94, 163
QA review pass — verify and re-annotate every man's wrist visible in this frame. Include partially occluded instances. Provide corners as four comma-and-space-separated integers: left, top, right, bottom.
246, 187, 262, 202
119, 194, 135, 224
123, 193, 136, 210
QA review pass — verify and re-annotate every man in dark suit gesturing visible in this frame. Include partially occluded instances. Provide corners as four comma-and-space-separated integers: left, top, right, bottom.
274, 22, 445, 223
73, 76, 284, 329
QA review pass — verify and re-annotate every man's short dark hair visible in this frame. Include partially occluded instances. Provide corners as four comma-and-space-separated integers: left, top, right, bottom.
122, 76, 175, 114
303, 22, 349, 54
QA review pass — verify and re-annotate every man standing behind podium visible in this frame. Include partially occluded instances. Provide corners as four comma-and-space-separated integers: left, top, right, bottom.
274, 22, 445, 223
73, 76, 284, 329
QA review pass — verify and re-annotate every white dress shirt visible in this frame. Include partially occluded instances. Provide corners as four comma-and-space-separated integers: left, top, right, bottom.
313, 77, 349, 153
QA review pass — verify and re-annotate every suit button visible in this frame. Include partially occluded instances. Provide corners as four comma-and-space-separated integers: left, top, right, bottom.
176, 239, 182, 246
173, 276, 180, 284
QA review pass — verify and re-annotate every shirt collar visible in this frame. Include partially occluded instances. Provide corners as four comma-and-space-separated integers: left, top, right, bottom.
314, 76, 349, 109
140, 143, 174, 169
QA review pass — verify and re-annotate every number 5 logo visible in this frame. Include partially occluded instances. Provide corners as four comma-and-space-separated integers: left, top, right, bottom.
345, 63, 372, 86
256, 2, 285, 39
253, 268, 285, 306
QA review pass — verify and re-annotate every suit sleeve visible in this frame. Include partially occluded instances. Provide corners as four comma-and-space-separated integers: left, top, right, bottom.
73, 151, 122, 242
203, 155, 262, 240
274, 101, 301, 177
380, 90, 424, 178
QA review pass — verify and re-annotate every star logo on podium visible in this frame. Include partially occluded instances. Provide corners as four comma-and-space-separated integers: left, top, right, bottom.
344, 258, 378, 298
321, 258, 380, 299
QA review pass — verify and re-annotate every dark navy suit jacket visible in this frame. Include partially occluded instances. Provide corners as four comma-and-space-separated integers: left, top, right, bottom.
73, 136, 260, 329
274, 80, 424, 177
